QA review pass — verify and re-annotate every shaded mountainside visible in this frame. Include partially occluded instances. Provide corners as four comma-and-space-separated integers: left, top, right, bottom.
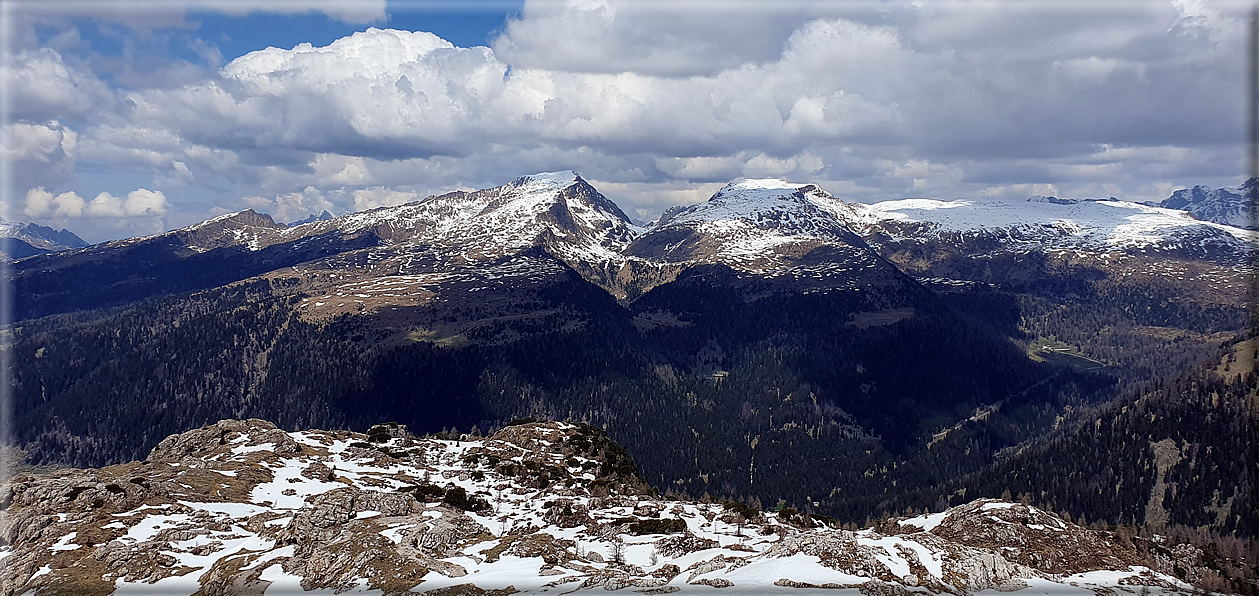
7, 172, 1255, 547
859, 336, 1259, 557
958, 337, 1258, 535
11, 262, 1091, 501
12, 223, 381, 320
0, 419, 1226, 595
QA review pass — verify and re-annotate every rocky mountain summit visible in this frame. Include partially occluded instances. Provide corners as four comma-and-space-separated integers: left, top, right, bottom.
0, 218, 86, 260
2, 419, 1199, 595
1159, 178, 1258, 230
288, 211, 335, 227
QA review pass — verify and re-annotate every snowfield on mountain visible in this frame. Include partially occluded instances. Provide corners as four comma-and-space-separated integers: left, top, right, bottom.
843, 195, 1255, 257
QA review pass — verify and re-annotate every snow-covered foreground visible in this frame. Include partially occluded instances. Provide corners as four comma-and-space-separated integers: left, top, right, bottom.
2, 420, 1195, 594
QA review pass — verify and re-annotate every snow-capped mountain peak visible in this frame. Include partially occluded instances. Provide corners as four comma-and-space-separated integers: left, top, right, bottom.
701, 178, 838, 211
625, 178, 887, 281
287, 210, 334, 226
0, 217, 87, 259
487, 170, 619, 225
177, 209, 283, 252
714, 177, 811, 198
424, 170, 636, 263
226, 170, 637, 263
221, 170, 645, 313
511, 169, 583, 190
663, 179, 834, 227
1159, 178, 1258, 229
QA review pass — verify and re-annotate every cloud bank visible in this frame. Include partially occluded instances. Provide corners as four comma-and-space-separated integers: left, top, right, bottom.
3, 0, 1249, 241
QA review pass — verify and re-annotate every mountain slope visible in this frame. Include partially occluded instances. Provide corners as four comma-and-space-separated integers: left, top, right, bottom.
0, 418, 1201, 595
265, 171, 644, 331
832, 195, 1255, 310
845, 195, 1253, 260
10, 211, 379, 320
9, 172, 639, 321
868, 335, 1258, 532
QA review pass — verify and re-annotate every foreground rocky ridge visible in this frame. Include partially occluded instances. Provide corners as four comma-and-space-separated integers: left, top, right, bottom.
1, 419, 1198, 595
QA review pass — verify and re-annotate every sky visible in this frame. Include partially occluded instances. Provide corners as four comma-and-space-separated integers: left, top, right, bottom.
0, 0, 1252, 242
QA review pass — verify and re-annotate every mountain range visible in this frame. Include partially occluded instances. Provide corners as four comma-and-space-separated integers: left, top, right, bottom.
8, 172, 1256, 544
14, 172, 1254, 320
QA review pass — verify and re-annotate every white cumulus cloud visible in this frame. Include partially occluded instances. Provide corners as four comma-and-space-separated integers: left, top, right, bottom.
24, 187, 167, 218
3, 121, 78, 162
122, 189, 168, 216
2, 49, 115, 122
24, 188, 83, 218
352, 187, 422, 211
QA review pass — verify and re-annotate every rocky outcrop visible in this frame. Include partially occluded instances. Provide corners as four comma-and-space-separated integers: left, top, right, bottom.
926, 500, 1139, 574
147, 418, 302, 462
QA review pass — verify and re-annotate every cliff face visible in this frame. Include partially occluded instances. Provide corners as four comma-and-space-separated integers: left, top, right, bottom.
0, 419, 1195, 594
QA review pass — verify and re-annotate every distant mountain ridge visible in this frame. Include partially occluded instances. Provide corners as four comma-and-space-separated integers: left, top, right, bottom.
843, 194, 1252, 263
0, 218, 86, 259
1158, 177, 1258, 230
1026, 195, 1116, 205
287, 210, 334, 226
